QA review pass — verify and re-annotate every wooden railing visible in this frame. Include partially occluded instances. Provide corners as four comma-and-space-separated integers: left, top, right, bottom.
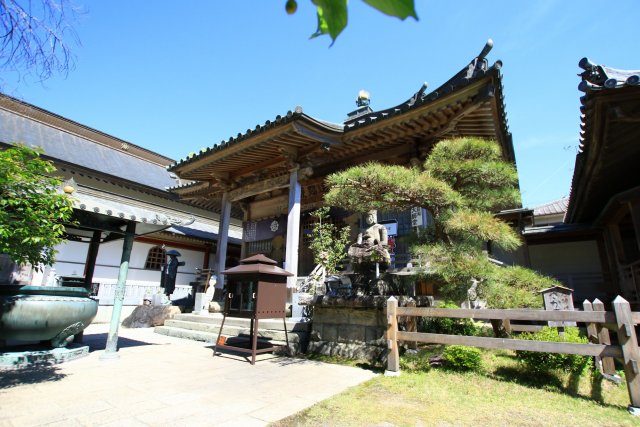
385, 296, 640, 408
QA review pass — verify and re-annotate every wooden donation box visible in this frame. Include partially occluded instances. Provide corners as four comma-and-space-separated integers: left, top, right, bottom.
214, 254, 291, 365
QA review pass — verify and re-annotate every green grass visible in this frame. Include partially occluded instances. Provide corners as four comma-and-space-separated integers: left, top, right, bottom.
272, 347, 638, 427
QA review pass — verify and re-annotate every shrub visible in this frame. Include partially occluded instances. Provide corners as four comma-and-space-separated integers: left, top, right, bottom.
442, 345, 482, 371
418, 302, 477, 336
515, 327, 591, 374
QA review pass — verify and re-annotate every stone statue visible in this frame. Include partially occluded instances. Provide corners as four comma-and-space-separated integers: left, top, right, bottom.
160, 249, 185, 298
348, 210, 391, 266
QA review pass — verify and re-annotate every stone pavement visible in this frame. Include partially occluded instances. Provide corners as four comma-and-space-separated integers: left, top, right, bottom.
0, 324, 378, 426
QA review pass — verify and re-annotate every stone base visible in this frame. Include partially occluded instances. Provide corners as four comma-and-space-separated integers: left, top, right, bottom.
208, 301, 224, 313
307, 340, 387, 363
307, 295, 430, 364
0, 344, 90, 369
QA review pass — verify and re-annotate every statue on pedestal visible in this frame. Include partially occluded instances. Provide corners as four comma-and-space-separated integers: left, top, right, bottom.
348, 210, 391, 267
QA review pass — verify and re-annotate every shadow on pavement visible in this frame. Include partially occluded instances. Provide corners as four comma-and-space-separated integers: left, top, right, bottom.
83, 333, 160, 352
0, 362, 66, 389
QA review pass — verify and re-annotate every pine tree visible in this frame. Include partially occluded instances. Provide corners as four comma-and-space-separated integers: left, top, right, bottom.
324, 137, 559, 310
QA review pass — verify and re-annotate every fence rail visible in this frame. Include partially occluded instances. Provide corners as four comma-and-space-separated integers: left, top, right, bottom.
385, 296, 640, 409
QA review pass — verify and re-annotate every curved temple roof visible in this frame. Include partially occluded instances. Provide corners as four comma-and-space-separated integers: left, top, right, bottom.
169, 40, 515, 214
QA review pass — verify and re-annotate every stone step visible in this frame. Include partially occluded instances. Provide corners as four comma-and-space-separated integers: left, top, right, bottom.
154, 325, 301, 353
173, 313, 311, 332
163, 319, 300, 343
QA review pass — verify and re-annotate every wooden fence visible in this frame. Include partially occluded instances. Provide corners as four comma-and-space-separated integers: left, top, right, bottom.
385, 296, 640, 408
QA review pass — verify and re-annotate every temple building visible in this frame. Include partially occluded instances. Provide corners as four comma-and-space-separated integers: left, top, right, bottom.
0, 94, 242, 313
564, 59, 640, 305
521, 59, 640, 306
167, 40, 519, 292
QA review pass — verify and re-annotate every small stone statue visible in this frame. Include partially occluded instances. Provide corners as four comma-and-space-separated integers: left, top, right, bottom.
160, 249, 185, 299
348, 210, 391, 266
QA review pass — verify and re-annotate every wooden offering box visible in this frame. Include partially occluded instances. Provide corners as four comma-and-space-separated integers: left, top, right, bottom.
214, 254, 292, 364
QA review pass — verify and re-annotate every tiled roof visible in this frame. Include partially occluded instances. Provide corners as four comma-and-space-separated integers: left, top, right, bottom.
168, 39, 512, 175
168, 107, 344, 172
533, 197, 569, 216
344, 40, 506, 132
0, 94, 178, 192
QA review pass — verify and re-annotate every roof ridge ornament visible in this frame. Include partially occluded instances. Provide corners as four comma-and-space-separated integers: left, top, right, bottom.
356, 90, 370, 107
464, 38, 493, 80
578, 57, 640, 92
155, 213, 196, 227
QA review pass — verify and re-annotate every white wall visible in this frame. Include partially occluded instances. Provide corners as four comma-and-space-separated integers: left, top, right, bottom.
53, 239, 203, 286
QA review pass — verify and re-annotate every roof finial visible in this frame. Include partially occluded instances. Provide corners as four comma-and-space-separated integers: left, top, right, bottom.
356, 89, 370, 107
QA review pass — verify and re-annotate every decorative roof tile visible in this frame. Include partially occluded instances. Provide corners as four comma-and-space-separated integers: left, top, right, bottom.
578, 58, 640, 92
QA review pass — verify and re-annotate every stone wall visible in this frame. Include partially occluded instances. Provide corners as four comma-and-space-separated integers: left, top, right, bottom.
307, 296, 430, 363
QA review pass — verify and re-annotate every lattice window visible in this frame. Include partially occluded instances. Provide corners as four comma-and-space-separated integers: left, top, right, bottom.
245, 239, 272, 257
145, 246, 166, 270
302, 215, 345, 247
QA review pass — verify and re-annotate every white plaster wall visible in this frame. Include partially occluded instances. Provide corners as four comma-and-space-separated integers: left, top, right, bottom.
53, 239, 202, 286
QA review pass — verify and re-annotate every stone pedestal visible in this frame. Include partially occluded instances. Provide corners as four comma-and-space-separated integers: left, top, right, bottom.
307, 295, 430, 363
193, 292, 209, 315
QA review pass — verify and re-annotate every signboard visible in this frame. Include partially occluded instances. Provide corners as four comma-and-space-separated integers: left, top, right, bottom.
379, 219, 398, 267
379, 220, 398, 237
411, 207, 423, 227
541, 286, 576, 327
243, 216, 287, 242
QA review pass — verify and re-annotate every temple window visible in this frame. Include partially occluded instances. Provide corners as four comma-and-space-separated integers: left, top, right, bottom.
145, 246, 166, 270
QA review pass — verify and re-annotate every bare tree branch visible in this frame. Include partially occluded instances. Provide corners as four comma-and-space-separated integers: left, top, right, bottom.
0, 0, 80, 83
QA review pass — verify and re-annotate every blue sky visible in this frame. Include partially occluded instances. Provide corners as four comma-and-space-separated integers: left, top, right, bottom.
2, 1, 636, 209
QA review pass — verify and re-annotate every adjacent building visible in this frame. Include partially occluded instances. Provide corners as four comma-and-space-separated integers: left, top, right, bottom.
0, 93, 242, 309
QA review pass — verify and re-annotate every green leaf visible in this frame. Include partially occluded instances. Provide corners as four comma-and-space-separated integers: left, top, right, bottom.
311, 0, 348, 44
362, 0, 418, 20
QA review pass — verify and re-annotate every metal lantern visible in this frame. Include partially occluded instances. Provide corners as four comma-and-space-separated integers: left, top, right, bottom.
214, 254, 292, 364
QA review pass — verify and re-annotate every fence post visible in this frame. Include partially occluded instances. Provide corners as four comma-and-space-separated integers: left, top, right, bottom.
405, 298, 417, 350
593, 298, 616, 375
612, 296, 640, 410
583, 300, 603, 373
385, 296, 400, 377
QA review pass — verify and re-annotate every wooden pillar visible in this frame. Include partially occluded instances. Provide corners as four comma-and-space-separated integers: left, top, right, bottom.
83, 230, 101, 289
101, 221, 136, 360
215, 192, 231, 291
607, 224, 629, 296
613, 296, 640, 409
203, 244, 211, 269
385, 296, 400, 376
629, 201, 640, 256
285, 169, 301, 289
240, 202, 250, 259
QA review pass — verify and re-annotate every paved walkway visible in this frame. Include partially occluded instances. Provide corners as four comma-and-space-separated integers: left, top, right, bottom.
0, 324, 378, 426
